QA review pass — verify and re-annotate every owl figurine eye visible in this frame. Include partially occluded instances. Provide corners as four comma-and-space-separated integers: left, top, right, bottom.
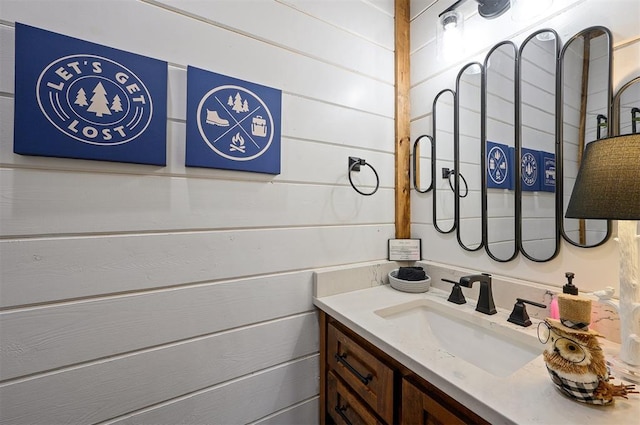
553, 334, 588, 364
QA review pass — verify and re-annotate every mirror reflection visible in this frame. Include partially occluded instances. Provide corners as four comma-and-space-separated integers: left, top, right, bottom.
483, 41, 518, 262
433, 89, 456, 233
560, 27, 612, 248
425, 25, 615, 262
614, 76, 640, 136
518, 29, 560, 261
456, 63, 483, 251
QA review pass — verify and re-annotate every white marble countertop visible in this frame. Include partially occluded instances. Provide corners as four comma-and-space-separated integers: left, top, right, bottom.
314, 283, 640, 425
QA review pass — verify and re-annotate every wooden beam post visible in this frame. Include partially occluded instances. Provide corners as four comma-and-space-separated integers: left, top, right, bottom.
395, 0, 411, 239
577, 34, 591, 245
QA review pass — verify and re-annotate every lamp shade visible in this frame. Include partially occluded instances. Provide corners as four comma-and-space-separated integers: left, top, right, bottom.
565, 134, 640, 220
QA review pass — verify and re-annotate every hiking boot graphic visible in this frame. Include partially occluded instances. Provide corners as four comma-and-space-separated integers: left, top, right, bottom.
206, 109, 230, 127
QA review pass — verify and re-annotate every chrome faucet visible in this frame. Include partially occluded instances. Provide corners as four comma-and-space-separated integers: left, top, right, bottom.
460, 273, 497, 315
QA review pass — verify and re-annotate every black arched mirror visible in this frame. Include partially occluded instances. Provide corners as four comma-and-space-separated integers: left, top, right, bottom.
433, 89, 456, 234
455, 63, 484, 251
560, 26, 612, 248
613, 76, 640, 136
483, 41, 518, 262
518, 29, 560, 262
413, 135, 433, 194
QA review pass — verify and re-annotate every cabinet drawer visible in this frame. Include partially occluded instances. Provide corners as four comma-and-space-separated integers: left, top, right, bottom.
401, 377, 489, 425
328, 371, 383, 425
328, 322, 394, 424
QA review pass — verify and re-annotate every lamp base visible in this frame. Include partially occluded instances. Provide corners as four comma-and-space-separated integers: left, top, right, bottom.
607, 355, 640, 385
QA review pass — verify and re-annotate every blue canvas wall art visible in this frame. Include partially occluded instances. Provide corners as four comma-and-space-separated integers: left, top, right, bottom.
486, 141, 514, 190
14, 23, 168, 165
541, 151, 556, 192
186, 66, 282, 175
520, 147, 541, 192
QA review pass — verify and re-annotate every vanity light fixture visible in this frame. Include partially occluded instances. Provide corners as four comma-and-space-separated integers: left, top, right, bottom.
437, 10, 464, 61
565, 133, 640, 383
439, 0, 510, 21
436, 0, 518, 60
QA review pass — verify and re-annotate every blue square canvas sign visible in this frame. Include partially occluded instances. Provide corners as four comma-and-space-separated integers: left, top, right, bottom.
540, 151, 556, 192
186, 66, 282, 174
486, 141, 513, 190
520, 147, 541, 191
14, 23, 168, 165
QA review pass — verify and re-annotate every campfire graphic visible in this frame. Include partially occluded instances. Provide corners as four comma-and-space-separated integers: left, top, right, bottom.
230, 132, 245, 153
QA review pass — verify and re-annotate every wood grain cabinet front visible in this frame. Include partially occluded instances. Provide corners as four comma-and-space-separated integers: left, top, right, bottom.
327, 322, 394, 424
327, 371, 384, 425
401, 377, 488, 425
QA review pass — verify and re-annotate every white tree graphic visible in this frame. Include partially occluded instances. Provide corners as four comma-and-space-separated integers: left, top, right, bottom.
110, 95, 123, 113
74, 88, 88, 107
87, 82, 111, 117
242, 99, 249, 112
232, 92, 244, 113
227, 95, 233, 107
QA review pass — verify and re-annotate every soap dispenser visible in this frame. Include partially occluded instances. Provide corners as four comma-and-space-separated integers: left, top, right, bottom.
550, 272, 579, 319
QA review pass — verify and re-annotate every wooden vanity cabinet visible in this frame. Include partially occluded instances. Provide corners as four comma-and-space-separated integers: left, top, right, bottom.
401, 376, 485, 425
319, 311, 489, 425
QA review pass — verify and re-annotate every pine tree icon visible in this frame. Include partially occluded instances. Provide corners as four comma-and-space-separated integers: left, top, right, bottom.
87, 82, 112, 117
232, 92, 244, 113
74, 88, 88, 107
111, 95, 123, 113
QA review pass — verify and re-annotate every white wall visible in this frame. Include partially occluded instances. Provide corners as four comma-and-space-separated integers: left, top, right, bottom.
410, 0, 640, 292
0, 1, 396, 423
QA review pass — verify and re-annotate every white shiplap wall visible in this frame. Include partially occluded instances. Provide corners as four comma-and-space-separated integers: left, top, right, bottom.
410, 0, 640, 292
0, 1, 396, 423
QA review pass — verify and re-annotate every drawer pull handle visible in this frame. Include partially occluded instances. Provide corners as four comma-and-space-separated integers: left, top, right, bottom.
335, 405, 354, 425
334, 353, 373, 385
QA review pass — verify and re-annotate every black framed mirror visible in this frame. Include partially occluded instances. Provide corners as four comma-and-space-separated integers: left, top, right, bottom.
432, 89, 456, 234
483, 41, 518, 262
517, 29, 560, 262
613, 76, 640, 136
413, 135, 433, 194
559, 26, 612, 248
455, 63, 484, 251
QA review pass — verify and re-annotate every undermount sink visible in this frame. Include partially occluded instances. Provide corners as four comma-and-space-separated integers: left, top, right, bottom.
374, 298, 542, 377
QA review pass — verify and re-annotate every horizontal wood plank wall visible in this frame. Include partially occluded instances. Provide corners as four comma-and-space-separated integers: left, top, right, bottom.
0, 0, 396, 423
409, 0, 640, 290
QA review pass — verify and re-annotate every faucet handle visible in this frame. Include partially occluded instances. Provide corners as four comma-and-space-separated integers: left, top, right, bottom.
442, 278, 466, 305
507, 298, 547, 327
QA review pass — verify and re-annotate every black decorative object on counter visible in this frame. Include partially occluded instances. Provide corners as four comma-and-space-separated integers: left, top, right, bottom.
397, 266, 426, 281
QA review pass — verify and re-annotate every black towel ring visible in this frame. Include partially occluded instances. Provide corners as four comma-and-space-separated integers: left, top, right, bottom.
445, 168, 468, 198
348, 157, 379, 196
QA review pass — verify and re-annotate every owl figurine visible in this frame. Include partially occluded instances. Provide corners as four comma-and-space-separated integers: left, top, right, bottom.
540, 294, 636, 405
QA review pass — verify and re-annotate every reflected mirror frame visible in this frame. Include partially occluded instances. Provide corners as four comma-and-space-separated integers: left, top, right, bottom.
413, 134, 433, 194
517, 29, 561, 262
558, 26, 612, 249
455, 62, 484, 252
613, 76, 640, 136
432, 89, 456, 234
482, 40, 519, 262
